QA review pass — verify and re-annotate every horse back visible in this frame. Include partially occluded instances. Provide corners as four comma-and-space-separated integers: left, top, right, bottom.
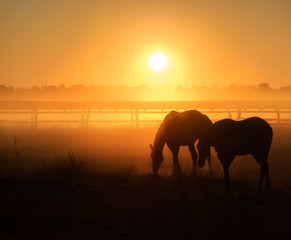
210, 117, 273, 155
162, 110, 212, 145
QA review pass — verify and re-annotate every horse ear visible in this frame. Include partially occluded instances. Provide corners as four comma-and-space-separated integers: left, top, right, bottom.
149, 144, 153, 150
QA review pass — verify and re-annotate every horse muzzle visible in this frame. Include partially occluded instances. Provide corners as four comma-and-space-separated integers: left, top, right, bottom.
198, 160, 205, 168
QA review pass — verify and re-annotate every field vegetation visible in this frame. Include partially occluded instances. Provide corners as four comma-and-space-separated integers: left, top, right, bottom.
0, 126, 290, 239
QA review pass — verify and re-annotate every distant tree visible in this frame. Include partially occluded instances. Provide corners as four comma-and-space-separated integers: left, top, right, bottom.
0, 84, 14, 94
58, 84, 66, 90
279, 85, 291, 92
257, 82, 272, 90
32, 85, 41, 91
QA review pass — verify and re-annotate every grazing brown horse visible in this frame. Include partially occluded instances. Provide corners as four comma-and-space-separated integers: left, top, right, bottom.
197, 117, 273, 191
150, 110, 212, 175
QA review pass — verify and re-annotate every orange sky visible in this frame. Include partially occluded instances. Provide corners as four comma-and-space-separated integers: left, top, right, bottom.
1, 0, 291, 88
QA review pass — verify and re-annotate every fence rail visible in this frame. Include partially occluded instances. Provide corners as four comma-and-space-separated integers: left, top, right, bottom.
1, 101, 291, 128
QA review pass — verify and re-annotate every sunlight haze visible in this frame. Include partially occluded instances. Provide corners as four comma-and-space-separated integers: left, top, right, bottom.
1, 0, 291, 88
148, 52, 168, 72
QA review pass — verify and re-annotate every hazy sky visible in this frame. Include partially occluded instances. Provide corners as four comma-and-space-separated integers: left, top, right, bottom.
1, 0, 291, 88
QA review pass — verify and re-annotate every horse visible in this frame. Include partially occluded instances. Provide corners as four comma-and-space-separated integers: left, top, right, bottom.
150, 110, 213, 175
197, 117, 273, 191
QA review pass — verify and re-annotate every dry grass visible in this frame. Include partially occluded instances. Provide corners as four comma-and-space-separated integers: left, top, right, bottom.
0, 127, 291, 239
0, 167, 290, 239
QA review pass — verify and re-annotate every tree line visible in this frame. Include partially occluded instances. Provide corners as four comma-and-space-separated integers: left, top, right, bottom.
1, 83, 291, 101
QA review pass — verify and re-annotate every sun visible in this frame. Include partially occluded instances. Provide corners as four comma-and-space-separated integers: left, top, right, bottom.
148, 52, 168, 72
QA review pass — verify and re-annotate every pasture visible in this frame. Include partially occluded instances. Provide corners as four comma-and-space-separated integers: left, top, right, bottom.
0, 126, 291, 239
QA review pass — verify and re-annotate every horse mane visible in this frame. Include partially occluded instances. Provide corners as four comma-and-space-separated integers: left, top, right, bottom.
152, 122, 166, 154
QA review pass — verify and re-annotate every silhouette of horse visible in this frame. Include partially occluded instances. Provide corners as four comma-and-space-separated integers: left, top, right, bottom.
197, 117, 273, 191
150, 110, 212, 175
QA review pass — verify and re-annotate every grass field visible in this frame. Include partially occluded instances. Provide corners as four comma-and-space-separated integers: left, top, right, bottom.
0, 126, 291, 239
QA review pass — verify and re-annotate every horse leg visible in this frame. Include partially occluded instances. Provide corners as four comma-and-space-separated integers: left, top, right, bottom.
169, 144, 181, 176
223, 165, 230, 192
188, 144, 197, 175
254, 154, 270, 190
265, 163, 270, 190
218, 153, 230, 190
260, 162, 270, 190
207, 154, 212, 178
218, 152, 233, 191
259, 168, 267, 190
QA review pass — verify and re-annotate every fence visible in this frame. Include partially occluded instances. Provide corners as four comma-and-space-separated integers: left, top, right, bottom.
0, 101, 291, 128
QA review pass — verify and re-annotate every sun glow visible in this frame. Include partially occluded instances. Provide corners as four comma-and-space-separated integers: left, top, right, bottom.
148, 52, 168, 72
134, 46, 186, 90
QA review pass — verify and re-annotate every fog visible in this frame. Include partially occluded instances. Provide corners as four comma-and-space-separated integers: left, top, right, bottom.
0, 125, 290, 187
1, 86, 291, 186
1, 98, 291, 238
2, 83, 291, 101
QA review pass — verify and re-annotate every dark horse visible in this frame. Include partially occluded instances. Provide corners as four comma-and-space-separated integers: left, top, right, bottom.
197, 117, 273, 191
150, 110, 212, 175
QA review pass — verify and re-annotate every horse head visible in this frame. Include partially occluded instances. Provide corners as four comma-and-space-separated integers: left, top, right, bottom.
150, 144, 164, 174
197, 138, 210, 168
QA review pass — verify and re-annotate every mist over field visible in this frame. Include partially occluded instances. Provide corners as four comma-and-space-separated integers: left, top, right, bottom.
0, 123, 291, 238
1, 84, 291, 238
2, 83, 291, 101
0, 125, 290, 184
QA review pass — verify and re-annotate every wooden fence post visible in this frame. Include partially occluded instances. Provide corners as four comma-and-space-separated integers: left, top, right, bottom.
86, 109, 90, 128
228, 109, 232, 119
135, 109, 139, 129
237, 108, 241, 120
34, 109, 38, 129
277, 110, 280, 127
81, 109, 85, 128
31, 110, 34, 129
130, 109, 134, 128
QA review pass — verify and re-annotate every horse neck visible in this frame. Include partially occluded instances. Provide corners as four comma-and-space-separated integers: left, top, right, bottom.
208, 125, 217, 146
153, 124, 166, 154
200, 128, 213, 148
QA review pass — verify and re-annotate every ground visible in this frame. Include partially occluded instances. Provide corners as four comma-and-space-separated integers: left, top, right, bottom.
0, 126, 291, 239
0, 172, 290, 240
